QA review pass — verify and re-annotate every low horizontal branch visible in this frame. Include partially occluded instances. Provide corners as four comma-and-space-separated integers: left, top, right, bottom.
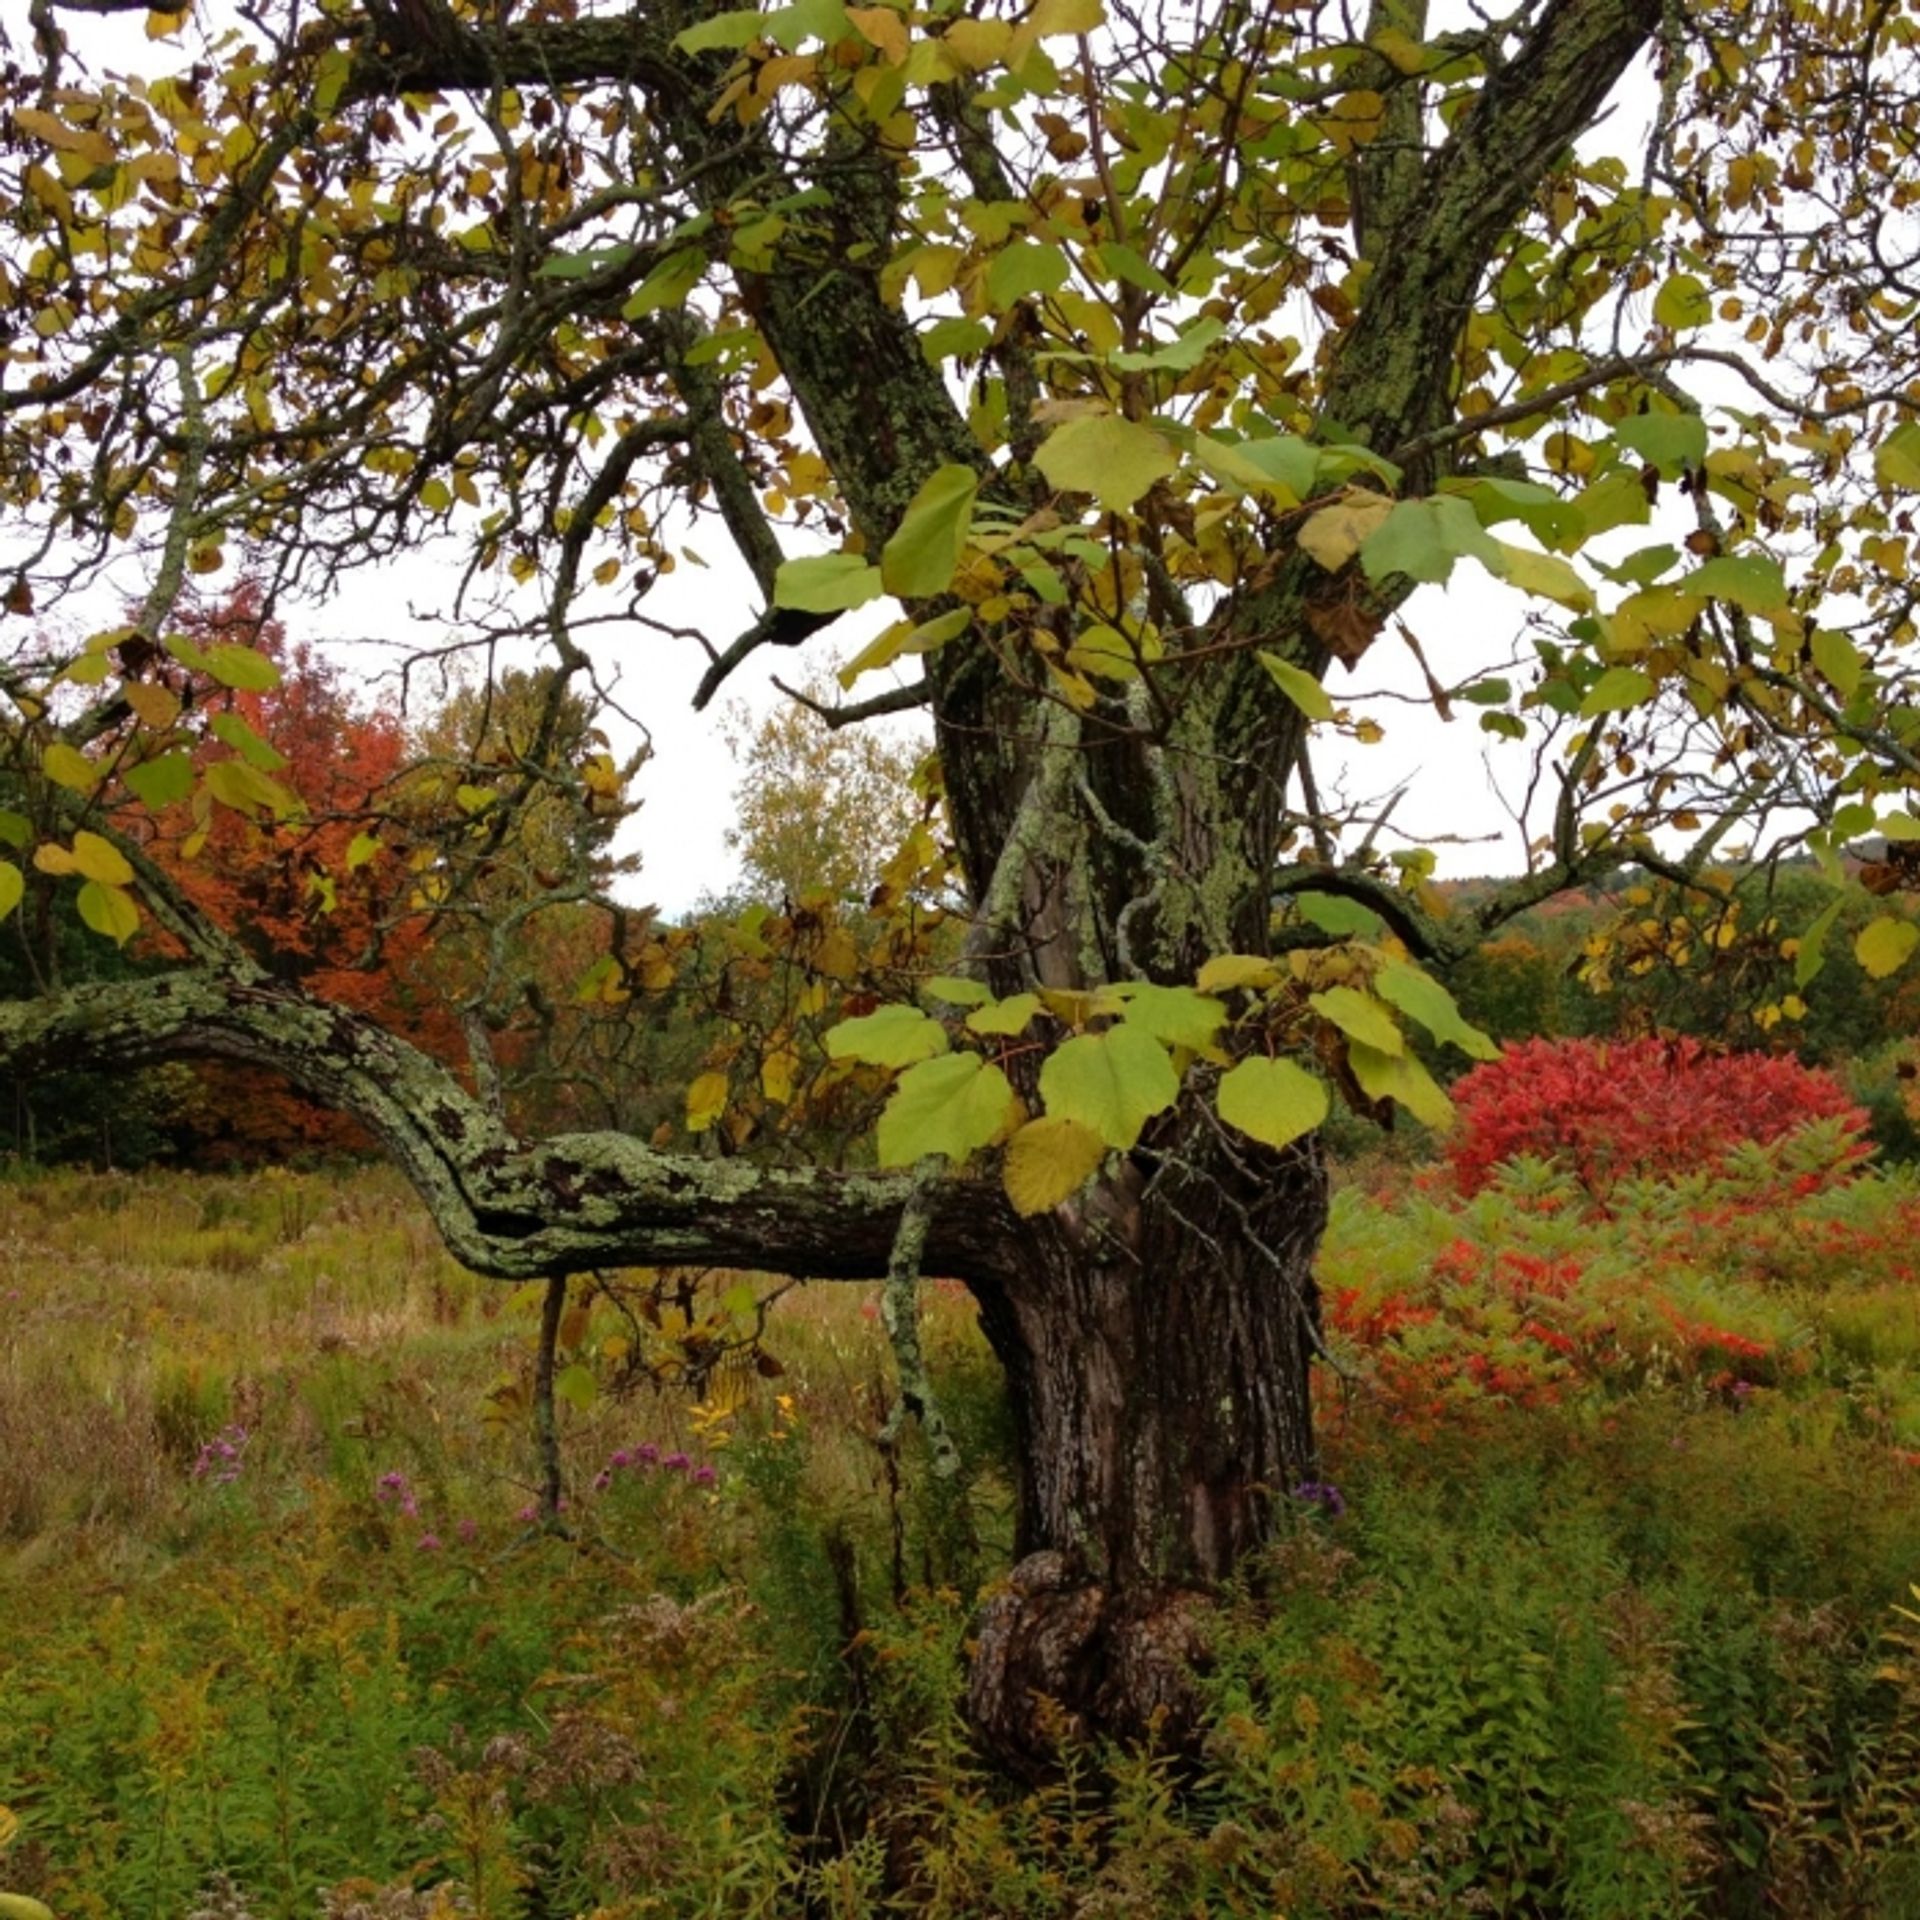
0, 969, 1019, 1285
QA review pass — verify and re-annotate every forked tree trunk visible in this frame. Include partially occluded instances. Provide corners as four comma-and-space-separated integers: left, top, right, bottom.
963, 1124, 1329, 1769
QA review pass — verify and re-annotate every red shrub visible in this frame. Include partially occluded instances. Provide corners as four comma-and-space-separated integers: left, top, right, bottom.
1446, 1036, 1869, 1197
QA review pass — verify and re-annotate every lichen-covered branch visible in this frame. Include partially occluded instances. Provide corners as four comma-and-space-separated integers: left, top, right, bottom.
0, 970, 1020, 1285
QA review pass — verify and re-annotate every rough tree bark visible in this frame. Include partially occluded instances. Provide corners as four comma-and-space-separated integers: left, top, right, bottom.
1, 0, 1668, 1762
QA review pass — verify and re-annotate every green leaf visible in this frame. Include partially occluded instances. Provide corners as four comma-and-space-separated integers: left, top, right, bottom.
986, 238, 1070, 308
1002, 1115, 1107, 1216
838, 607, 970, 684
537, 244, 636, 280
767, 0, 852, 49
1095, 240, 1174, 296
346, 831, 383, 870
1349, 1041, 1453, 1129
1794, 897, 1843, 990
1810, 629, 1862, 698
125, 752, 194, 810
1110, 315, 1225, 372
1652, 272, 1712, 329
1856, 915, 1920, 980
1580, 667, 1656, 715
923, 973, 991, 1006
1360, 495, 1503, 587
203, 643, 282, 692
1039, 1024, 1179, 1150
1257, 651, 1334, 720
40, 743, 98, 792
877, 1052, 1018, 1166
772, 552, 885, 614
0, 811, 25, 849
1217, 1057, 1328, 1150
209, 712, 288, 770
1293, 892, 1383, 938
1192, 432, 1319, 503
1494, 543, 1594, 612
1684, 553, 1788, 613
1310, 985, 1403, 1055
0, 862, 20, 924
881, 464, 979, 598
554, 1363, 598, 1412
1033, 413, 1178, 512
825, 1002, 950, 1067
76, 878, 139, 946
1116, 982, 1227, 1050
921, 315, 993, 363
673, 9, 767, 51
1456, 677, 1512, 706
1373, 961, 1500, 1060
967, 992, 1042, 1036
1875, 421, 1920, 490
205, 759, 299, 818
1458, 476, 1584, 547
1608, 543, 1679, 587
1614, 412, 1707, 476
621, 249, 706, 319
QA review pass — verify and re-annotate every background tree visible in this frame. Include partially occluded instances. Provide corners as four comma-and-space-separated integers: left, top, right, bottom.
5, 0, 1920, 1756
723, 670, 929, 906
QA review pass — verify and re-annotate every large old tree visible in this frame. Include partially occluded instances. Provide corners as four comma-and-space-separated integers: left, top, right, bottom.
5, 0, 1920, 1751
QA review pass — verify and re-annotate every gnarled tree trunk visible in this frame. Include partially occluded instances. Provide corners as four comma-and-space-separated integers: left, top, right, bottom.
968, 1129, 1328, 1766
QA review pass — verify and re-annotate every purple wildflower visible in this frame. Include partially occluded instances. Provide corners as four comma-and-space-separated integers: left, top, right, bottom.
191, 1425, 250, 1486
609, 1449, 633, 1470
662, 1452, 690, 1473
592, 1469, 613, 1493
690, 1464, 717, 1487
417, 1532, 442, 1552
1291, 1480, 1346, 1519
635, 1443, 660, 1466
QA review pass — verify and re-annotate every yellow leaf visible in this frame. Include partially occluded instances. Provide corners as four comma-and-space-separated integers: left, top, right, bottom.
1297, 491, 1393, 571
40, 742, 99, 791
124, 682, 182, 728
76, 878, 140, 946
942, 17, 1011, 67
12, 106, 116, 167
847, 5, 910, 63
686, 1071, 730, 1132
1002, 1115, 1107, 1216
1318, 89, 1385, 153
761, 1047, 801, 1106
1857, 916, 1919, 980
1196, 953, 1280, 993
71, 830, 134, 886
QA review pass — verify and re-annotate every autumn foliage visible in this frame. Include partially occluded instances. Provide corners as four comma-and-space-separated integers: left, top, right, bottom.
140, 589, 460, 1154
1445, 1036, 1870, 1199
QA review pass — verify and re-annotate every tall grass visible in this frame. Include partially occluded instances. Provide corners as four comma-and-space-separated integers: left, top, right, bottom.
6, 1150, 1920, 1915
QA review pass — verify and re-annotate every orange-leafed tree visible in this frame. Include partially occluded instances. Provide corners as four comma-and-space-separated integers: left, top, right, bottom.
139, 586, 462, 1154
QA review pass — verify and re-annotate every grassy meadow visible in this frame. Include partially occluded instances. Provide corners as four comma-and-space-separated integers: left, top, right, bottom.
7, 1137, 1920, 1916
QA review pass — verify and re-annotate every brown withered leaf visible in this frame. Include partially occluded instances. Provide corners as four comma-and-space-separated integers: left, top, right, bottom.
1305, 594, 1382, 667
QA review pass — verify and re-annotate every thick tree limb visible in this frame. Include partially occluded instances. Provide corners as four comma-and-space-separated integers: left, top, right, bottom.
0, 970, 1019, 1284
